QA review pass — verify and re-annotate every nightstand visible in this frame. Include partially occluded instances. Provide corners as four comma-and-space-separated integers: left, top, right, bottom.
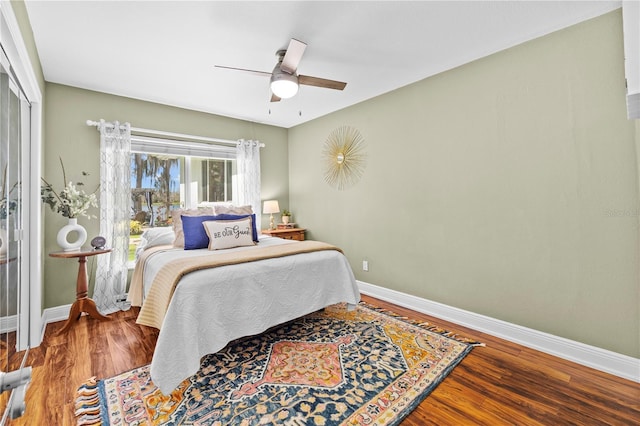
49, 247, 113, 334
262, 228, 306, 241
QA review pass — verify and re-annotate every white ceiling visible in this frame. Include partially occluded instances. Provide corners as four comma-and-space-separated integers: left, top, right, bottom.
25, 1, 620, 129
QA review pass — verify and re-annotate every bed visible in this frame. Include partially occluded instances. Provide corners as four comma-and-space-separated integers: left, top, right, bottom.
128, 224, 361, 394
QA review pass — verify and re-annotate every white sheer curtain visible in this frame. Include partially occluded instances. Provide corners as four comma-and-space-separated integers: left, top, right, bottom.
236, 139, 262, 231
94, 119, 131, 314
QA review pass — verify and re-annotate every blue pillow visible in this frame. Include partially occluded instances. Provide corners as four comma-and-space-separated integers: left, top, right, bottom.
181, 213, 258, 250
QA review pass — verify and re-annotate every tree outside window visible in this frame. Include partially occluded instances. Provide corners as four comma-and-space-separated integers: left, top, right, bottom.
129, 152, 235, 261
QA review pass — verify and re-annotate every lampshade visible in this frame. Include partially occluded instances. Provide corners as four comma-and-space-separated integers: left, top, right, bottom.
263, 200, 280, 214
270, 71, 299, 99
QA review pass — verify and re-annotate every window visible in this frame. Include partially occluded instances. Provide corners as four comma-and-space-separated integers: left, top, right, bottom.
129, 136, 237, 260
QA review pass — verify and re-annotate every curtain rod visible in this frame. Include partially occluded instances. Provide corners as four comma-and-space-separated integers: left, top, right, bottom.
85, 120, 264, 147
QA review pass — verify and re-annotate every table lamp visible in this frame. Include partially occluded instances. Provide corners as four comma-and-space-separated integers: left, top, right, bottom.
263, 200, 280, 230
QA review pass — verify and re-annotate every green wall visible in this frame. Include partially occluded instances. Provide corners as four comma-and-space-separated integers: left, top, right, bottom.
43, 83, 288, 308
288, 11, 640, 358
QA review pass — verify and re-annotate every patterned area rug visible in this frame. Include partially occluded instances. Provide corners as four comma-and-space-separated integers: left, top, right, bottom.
75, 302, 482, 425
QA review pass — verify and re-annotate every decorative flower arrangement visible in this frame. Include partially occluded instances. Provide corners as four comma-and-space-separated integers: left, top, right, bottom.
0, 198, 17, 220
41, 158, 99, 219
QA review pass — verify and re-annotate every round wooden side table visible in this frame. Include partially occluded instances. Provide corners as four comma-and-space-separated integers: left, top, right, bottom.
49, 247, 113, 334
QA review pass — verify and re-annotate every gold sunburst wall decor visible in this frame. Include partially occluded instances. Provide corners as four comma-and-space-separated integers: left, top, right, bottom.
322, 126, 367, 190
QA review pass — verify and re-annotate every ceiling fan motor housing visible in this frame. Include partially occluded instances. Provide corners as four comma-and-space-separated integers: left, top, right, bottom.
275, 49, 287, 61
270, 66, 299, 98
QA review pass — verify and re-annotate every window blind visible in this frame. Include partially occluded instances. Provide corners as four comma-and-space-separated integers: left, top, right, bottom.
130, 135, 236, 159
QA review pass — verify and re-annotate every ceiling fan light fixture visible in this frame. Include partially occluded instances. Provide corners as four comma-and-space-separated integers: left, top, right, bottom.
217, 39, 345, 104
270, 71, 299, 99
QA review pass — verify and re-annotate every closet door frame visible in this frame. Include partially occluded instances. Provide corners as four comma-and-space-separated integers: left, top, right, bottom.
1, 1, 43, 350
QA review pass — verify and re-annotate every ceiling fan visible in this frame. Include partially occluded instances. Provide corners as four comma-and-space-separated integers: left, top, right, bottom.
215, 38, 347, 102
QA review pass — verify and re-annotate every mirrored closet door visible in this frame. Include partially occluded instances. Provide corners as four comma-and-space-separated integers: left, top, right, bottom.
0, 44, 30, 422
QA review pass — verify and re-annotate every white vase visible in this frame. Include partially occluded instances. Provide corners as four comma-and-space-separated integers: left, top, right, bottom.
0, 218, 13, 259
57, 217, 87, 251
0, 227, 7, 258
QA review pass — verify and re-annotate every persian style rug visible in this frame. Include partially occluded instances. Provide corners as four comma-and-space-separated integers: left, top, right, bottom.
75, 302, 482, 425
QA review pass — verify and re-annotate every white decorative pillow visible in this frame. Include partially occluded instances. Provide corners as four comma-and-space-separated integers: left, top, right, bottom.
141, 227, 175, 246
202, 217, 255, 250
213, 204, 253, 215
171, 207, 215, 247
134, 227, 175, 261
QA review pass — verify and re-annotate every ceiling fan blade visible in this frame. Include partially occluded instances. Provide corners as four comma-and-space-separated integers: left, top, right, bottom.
214, 65, 271, 78
298, 75, 347, 91
280, 39, 307, 74
270, 93, 281, 103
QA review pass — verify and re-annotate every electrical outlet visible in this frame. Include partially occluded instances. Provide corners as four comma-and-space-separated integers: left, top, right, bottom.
362, 260, 369, 271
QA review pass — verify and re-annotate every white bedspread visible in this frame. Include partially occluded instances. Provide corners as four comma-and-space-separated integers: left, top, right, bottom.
138, 236, 361, 394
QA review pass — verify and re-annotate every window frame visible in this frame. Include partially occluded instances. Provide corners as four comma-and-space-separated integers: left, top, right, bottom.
128, 136, 238, 266
130, 135, 237, 210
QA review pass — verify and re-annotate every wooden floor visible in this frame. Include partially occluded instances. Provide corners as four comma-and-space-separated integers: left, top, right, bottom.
3, 294, 639, 425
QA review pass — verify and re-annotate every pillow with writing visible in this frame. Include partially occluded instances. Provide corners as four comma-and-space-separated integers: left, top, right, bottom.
182, 213, 259, 250
203, 217, 255, 250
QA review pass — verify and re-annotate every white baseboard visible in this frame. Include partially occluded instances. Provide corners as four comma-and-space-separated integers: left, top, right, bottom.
0, 314, 17, 333
357, 280, 640, 383
40, 300, 128, 338
40, 304, 71, 339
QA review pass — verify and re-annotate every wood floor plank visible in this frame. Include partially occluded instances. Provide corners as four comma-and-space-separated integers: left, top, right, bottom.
87, 317, 115, 379
66, 320, 93, 408
4, 297, 639, 425
40, 343, 72, 424
119, 313, 157, 369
